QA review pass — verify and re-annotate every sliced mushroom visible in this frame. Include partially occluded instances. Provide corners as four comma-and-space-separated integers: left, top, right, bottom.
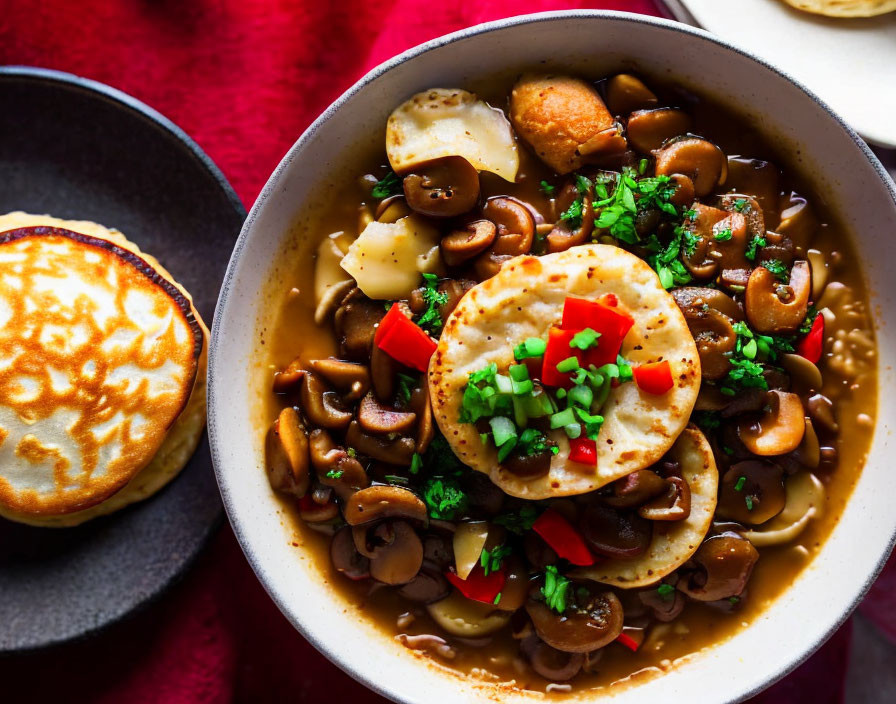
495, 557, 530, 612
308, 429, 370, 500
272, 356, 305, 394
402, 156, 480, 218
743, 471, 825, 546
265, 407, 310, 497
502, 449, 553, 479
546, 180, 594, 253
602, 469, 668, 508
792, 417, 821, 469
299, 371, 352, 430
717, 193, 765, 240
655, 137, 727, 197
745, 260, 811, 335
718, 461, 786, 525
436, 278, 475, 321
680, 203, 750, 286
578, 503, 652, 558
639, 586, 685, 622
440, 220, 496, 266
330, 525, 371, 580
427, 591, 512, 637
299, 491, 339, 523
308, 358, 370, 401
473, 251, 513, 281
807, 249, 829, 301
776, 192, 818, 253
368, 520, 424, 585
334, 288, 386, 360
524, 531, 559, 570
357, 391, 417, 435
370, 344, 398, 403
672, 287, 741, 380
626, 108, 692, 154
807, 393, 839, 435
526, 583, 623, 653
638, 476, 691, 521
668, 173, 696, 207
482, 196, 535, 254
314, 279, 355, 326
677, 534, 758, 602
725, 158, 781, 225
779, 353, 823, 395
398, 560, 451, 603
412, 383, 435, 453
343, 484, 428, 526
375, 195, 412, 223
738, 390, 806, 456
345, 420, 416, 465
521, 636, 584, 681
605, 73, 658, 115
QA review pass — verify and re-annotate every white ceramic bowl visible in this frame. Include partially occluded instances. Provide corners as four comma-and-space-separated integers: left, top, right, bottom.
209, 11, 896, 703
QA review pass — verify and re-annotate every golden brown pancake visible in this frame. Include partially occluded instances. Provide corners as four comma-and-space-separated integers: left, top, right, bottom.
0, 213, 207, 525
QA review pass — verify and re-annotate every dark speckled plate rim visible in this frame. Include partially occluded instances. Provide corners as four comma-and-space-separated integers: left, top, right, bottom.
0, 66, 245, 656
208, 11, 896, 704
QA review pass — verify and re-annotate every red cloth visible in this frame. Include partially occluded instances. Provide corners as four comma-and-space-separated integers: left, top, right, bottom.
0, 0, 882, 701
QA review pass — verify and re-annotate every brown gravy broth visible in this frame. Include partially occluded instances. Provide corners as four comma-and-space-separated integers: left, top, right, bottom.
261, 75, 877, 692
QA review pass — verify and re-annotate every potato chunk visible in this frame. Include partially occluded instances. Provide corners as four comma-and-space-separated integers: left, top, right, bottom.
510, 74, 622, 174
340, 216, 439, 300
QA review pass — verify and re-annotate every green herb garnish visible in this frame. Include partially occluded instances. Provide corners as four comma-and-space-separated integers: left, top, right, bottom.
416, 273, 449, 334
657, 583, 675, 602
745, 234, 766, 261
422, 477, 468, 520
713, 228, 733, 242
480, 544, 513, 576
371, 171, 402, 199
410, 453, 423, 475
734, 476, 747, 491
493, 506, 539, 534
540, 180, 556, 196
514, 336, 547, 360
542, 565, 570, 614
396, 372, 417, 405
569, 327, 601, 351
326, 469, 344, 479
761, 259, 789, 281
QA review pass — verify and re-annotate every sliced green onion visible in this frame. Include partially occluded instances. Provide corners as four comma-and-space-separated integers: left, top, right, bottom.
497, 437, 518, 462
490, 416, 517, 447
410, 453, 423, 474
556, 356, 580, 373
479, 433, 489, 446
514, 337, 546, 360
564, 423, 582, 439
550, 408, 576, 429
511, 396, 528, 428
742, 338, 758, 360
569, 327, 601, 351
509, 364, 530, 382
734, 476, 746, 491
511, 378, 534, 396
555, 388, 567, 399
597, 363, 619, 380
495, 374, 512, 394
568, 384, 593, 409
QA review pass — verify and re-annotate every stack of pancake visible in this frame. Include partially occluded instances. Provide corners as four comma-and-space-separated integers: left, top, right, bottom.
0, 212, 207, 527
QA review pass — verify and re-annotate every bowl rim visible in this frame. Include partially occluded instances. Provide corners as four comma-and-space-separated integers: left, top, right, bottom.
209, 9, 896, 703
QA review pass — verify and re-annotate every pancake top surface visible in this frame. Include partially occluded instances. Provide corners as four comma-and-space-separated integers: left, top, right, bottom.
0, 226, 202, 515
428, 244, 701, 500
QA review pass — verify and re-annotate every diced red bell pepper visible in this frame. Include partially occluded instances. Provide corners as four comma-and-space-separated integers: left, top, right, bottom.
568, 437, 597, 465
541, 327, 583, 389
796, 314, 824, 364
532, 509, 595, 566
633, 360, 674, 395
616, 631, 641, 652
561, 297, 634, 368
445, 564, 506, 604
375, 303, 437, 372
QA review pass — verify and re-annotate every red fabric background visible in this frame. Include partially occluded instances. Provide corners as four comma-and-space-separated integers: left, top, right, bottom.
0, 0, 886, 701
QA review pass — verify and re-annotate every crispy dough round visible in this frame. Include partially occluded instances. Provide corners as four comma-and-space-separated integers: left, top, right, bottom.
509, 74, 616, 175
572, 426, 718, 588
0, 212, 207, 526
428, 245, 701, 500
782, 0, 896, 16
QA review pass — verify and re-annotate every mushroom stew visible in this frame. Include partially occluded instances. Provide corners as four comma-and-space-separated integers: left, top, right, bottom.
263, 73, 877, 693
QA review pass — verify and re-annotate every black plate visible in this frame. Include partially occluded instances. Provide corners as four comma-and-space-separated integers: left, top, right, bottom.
0, 67, 245, 653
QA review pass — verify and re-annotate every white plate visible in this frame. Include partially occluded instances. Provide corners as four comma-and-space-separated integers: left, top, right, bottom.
665, 0, 896, 148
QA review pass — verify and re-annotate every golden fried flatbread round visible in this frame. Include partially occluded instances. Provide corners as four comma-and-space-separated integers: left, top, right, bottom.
428, 245, 700, 500
0, 212, 207, 526
573, 426, 718, 588
782, 0, 896, 16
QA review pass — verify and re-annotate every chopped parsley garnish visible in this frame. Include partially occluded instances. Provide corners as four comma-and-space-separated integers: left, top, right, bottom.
646, 227, 693, 290
682, 229, 700, 258
518, 427, 558, 456
396, 372, 417, 405
729, 596, 741, 605
346, 448, 357, 458
542, 565, 570, 614
540, 180, 556, 196
514, 336, 547, 360
713, 228, 733, 241
371, 171, 402, 199
416, 273, 449, 334
732, 198, 749, 213
638, 157, 649, 175
493, 506, 539, 534
558, 175, 594, 229
422, 477, 468, 520
593, 170, 678, 245
409, 453, 423, 475
745, 495, 755, 511
569, 327, 601, 351
657, 583, 675, 602
745, 234, 766, 261
734, 476, 747, 491
761, 259, 789, 282
493, 592, 502, 605
480, 544, 513, 576
326, 469, 344, 479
